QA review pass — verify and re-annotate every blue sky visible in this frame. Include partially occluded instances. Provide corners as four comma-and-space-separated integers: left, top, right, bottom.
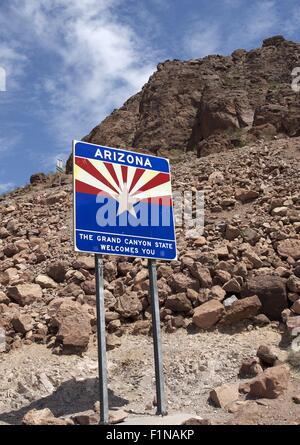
0, 0, 299, 193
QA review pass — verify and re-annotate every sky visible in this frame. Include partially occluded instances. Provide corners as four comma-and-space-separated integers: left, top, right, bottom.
0, 0, 299, 193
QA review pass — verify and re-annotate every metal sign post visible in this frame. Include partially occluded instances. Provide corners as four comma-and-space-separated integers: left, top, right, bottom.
95, 254, 109, 425
73, 140, 177, 422
148, 259, 167, 416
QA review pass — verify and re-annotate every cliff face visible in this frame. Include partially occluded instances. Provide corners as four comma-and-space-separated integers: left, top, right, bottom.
67, 35, 300, 172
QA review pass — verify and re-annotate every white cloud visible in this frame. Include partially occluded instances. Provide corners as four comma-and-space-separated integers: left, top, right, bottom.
1, 0, 156, 161
0, 182, 15, 194
182, 0, 284, 59
244, 1, 278, 40
0, 44, 27, 89
183, 23, 221, 58
0, 135, 21, 155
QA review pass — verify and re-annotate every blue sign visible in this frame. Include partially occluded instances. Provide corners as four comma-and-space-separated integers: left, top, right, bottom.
73, 141, 177, 260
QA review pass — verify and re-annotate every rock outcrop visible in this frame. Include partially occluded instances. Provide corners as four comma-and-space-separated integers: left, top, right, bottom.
66, 36, 300, 172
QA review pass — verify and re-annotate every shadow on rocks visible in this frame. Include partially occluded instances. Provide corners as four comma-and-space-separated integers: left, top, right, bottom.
186, 320, 255, 336
0, 377, 128, 425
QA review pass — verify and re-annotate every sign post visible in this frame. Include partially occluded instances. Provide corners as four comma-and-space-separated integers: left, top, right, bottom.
95, 254, 109, 424
148, 259, 167, 415
73, 140, 177, 422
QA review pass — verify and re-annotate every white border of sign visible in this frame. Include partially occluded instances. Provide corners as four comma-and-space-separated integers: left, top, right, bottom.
72, 140, 177, 260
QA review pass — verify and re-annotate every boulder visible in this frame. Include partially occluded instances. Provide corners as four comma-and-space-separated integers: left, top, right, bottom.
277, 239, 300, 260
35, 274, 57, 289
72, 410, 99, 425
210, 383, 239, 408
243, 275, 287, 320
193, 236, 207, 247
235, 189, 259, 203
0, 271, 9, 286
223, 278, 241, 293
243, 249, 263, 268
168, 272, 199, 293
287, 276, 300, 293
46, 191, 67, 205
256, 344, 278, 366
7, 284, 43, 306
241, 227, 260, 245
0, 291, 9, 304
165, 293, 192, 312
272, 206, 288, 216
225, 225, 240, 241
253, 314, 271, 326
51, 300, 92, 353
22, 408, 70, 425
30, 172, 47, 184
132, 320, 151, 335
46, 262, 67, 283
239, 357, 263, 378
210, 285, 226, 301
12, 314, 33, 334
222, 296, 262, 325
190, 263, 212, 288
109, 410, 128, 424
73, 256, 95, 270
81, 280, 96, 295
114, 293, 143, 318
248, 365, 289, 399
134, 269, 149, 283
104, 261, 117, 282
3, 243, 18, 258
192, 299, 225, 329
291, 300, 300, 315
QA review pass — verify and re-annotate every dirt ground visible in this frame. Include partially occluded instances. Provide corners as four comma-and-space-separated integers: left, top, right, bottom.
0, 325, 299, 425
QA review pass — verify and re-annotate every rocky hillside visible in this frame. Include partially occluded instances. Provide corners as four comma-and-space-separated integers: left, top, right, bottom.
1, 136, 300, 356
67, 35, 300, 172
1, 36, 300, 425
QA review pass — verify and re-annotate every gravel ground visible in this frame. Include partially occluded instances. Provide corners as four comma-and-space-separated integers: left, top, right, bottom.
1, 325, 299, 425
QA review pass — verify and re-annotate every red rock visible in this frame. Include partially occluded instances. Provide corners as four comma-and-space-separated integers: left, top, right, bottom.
165, 293, 192, 312
73, 256, 95, 270
235, 189, 259, 203
190, 263, 212, 288
35, 274, 57, 289
243, 275, 287, 320
7, 284, 43, 306
51, 300, 92, 352
248, 365, 289, 399
3, 243, 18, 258
277, 239, 300, 260
222, 296, 262, 325
109, 409, 128, 424
46, 261, 67, 283
256, 344, 278, 365
12, 314, 33, 334
22, 408, 71, 425
210, 383, 239, 408
291, 300, 300, 315
114, 293, 143, 318
223, 278, 241, 293
192, 299, 224, 329
239, 357, 263, 378
168, 272, 200, 293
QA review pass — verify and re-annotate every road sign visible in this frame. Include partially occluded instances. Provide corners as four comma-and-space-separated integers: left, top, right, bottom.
73, 140, 177, 260
56, 158, 65, 173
